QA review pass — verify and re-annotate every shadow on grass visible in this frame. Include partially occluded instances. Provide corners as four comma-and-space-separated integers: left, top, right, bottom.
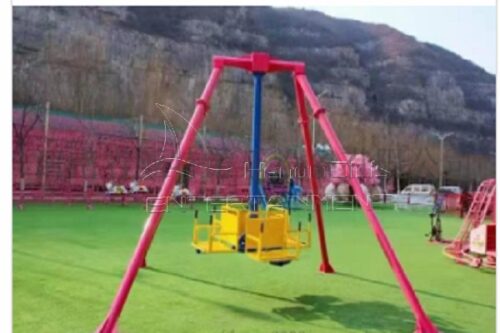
146, 267, 293, 303
148, 268, 466, 333
13, 249, 124, 279
150, 267, 494, 311
336, 272, 495, 310
272, 295, 467, 333
11, 250, 482, 332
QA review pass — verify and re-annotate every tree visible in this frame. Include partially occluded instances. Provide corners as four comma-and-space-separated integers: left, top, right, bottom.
13, 105, 42, 193
77, 114, 97, 197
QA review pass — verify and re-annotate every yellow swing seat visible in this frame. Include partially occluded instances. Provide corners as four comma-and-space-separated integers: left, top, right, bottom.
191, 203, 311, 265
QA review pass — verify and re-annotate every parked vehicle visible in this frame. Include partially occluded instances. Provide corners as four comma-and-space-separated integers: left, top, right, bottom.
392, 184, 436, 206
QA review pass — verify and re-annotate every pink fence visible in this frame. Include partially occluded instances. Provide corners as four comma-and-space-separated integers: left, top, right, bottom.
13, 110, 332, 202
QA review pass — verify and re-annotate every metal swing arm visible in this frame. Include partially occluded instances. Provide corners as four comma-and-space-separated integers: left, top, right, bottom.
294, 74, 438, 333
293, 75, 334, 273
97, 66, 223, 333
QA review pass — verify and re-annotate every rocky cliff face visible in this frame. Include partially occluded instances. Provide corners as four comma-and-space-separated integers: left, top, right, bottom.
13, 6, 495, 157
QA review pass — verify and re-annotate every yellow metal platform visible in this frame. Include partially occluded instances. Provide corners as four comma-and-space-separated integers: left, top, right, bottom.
191, 240, 235, 254
245, 246, 300, 263
191, 203, 311, 265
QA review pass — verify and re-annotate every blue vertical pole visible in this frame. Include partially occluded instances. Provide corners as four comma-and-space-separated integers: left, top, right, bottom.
249, 73, 264, 211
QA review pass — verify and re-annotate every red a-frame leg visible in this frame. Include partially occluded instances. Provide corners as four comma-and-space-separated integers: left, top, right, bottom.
293, 76, 334, 273
295, 74, 438, 333
96, 66, 223, 333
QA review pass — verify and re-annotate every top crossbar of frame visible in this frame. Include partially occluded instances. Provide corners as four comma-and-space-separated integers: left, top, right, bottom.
213, 52, 306, 74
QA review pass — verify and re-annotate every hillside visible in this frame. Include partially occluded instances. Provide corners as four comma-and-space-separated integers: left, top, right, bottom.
12, 6, 495, 184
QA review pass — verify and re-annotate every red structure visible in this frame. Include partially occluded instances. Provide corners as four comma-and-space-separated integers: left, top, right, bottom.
12, 110, 257, 202
444, 178, 496, 268
97, 53, 438, 333
14, 108, 332, 205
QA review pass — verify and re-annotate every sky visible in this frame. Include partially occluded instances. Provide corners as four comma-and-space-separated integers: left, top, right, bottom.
306, 6, 496, 74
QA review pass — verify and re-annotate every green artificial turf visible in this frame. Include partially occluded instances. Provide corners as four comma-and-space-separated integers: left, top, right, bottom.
13, 203, 495, 333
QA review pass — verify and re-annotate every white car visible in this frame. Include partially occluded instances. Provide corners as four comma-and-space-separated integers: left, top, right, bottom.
401, 184, 436, 196
392, 184, 436, 205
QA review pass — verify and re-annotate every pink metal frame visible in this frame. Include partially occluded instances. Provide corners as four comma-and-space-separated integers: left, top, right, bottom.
97, 53, 438, 333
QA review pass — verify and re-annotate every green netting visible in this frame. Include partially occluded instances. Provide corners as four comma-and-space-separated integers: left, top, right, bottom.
13, 104, 248, 146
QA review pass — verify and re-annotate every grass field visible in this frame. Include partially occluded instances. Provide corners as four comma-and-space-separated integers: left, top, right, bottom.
13, 203, 495, 333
